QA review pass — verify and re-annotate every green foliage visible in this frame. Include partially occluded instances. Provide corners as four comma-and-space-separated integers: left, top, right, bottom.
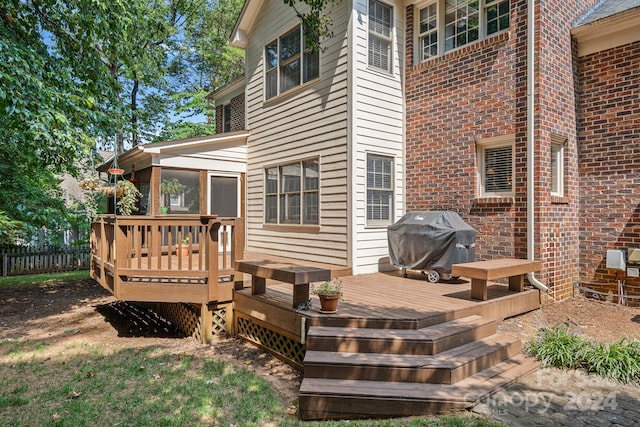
524, 324, 589, 369
115, 180, 143, 216
170, 0, 245, 122
311, 278, 343, 296
583, 340, 640, 383
156, 121, 217, 142
0, 212, 23, 245
80, 177, 142, 217
283, 0, 339, 52
526, 325, 640, 383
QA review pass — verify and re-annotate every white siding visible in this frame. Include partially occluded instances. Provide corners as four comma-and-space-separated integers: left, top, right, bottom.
155, 142, 247, 173
350, 0, 405, 274
245, 0, 350, 265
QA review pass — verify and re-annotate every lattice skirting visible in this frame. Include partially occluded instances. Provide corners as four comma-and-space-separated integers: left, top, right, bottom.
236, 313, 305, 369
152, 302, 231, 343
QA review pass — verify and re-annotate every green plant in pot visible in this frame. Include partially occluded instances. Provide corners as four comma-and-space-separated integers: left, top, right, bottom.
311, 278, 343, 314
160, 178, 185, 214
180, 236, 190, 256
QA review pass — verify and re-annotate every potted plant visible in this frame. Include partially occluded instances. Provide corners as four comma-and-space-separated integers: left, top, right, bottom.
311, 279, 343, 314
180, 236, 190, 257
80, 178, 142, 216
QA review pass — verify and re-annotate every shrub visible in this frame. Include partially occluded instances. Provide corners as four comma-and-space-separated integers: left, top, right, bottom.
583, 340, 640, 383
524, 324, 590, 369
525, 325, 640, 384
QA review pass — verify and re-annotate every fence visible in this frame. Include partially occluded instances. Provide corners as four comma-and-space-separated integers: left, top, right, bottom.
0, 245, 91, 277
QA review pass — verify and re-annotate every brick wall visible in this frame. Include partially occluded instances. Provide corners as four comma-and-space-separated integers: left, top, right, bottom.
215, 93, 246, 133
577, 40, 640, 293
404, 0, 595, 300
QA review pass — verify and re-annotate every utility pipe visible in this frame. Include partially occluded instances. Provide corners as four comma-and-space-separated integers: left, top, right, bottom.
526, 0, 550, 294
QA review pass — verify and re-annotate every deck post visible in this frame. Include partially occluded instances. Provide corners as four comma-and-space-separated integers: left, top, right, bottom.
200, 303, 213, 343
114, 219, 128, 298
206, 217, 221, 303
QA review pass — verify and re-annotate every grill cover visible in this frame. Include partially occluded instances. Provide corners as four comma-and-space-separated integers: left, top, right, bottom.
387, 211, 476, 273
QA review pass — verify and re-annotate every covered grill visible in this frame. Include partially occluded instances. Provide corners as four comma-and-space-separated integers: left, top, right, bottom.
387, 211, 476, 282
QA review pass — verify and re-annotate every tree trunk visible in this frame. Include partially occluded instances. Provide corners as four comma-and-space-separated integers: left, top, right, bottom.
110, 62, 125, 157
131, 74, 139, 147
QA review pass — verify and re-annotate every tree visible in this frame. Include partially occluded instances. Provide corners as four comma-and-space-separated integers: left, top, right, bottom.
162, 0, 244, 140
284, 0, 339, 52
30, 0, 200, 154
1, 2, 108, 241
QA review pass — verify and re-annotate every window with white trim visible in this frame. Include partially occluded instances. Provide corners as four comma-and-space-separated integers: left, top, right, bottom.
368, 0, 393, 73
366, 154, 394, 224
477, 136, 514, 197
264, 25, 319, 100
417, 0, 510, 62
265, 159, 319, 225
551, 135, 566, 197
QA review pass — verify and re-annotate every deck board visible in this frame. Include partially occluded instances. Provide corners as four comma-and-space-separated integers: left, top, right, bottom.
235, 269, 541, 335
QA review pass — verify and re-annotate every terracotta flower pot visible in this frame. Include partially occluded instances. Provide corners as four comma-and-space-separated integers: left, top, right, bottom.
318, 294, 341, 314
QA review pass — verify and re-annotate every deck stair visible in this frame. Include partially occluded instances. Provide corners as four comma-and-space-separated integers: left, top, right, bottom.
299, 315, 538, 420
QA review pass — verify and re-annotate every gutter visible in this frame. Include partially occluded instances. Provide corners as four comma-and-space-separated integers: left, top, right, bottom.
526, 0, 550, 295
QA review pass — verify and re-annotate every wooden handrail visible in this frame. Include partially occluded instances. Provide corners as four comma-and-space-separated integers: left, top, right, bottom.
89, 215, 245, 304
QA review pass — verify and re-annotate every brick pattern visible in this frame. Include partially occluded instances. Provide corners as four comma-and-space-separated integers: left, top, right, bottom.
404, 0, 598, 300
578, 40, 640, 292
215, 93, 246, 133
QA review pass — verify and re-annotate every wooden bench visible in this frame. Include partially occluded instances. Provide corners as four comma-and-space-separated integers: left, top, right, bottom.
451, 258, 542, 301
235, 260, 332, 308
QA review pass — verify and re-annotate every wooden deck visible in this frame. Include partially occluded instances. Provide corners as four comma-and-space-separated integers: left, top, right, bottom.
235, 269, 541, 336
233, 266, 541, 420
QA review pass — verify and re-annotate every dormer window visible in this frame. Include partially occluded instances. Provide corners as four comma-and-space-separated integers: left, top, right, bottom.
264, 25, 319, 100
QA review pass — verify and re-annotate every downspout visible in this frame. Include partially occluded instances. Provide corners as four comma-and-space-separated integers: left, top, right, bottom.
526, 0, 549, 294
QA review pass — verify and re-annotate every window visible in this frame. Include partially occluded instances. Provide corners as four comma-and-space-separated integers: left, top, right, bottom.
368, 0, 393, 72
264, 25, 319, 100
367, 154, 394, 224
551, 135, 566, 197
417, 0, 510, 62
477, 137, 514, 197
223, 104, 231, 133
265, 159, 319, 225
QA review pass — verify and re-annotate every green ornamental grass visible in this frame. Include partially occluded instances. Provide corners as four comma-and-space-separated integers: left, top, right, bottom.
525, 325, 640, 383
583, 340, 640, 383
524, 324, 589, 369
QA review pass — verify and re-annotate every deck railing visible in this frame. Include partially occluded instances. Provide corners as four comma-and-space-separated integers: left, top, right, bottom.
90, 215, 244, 304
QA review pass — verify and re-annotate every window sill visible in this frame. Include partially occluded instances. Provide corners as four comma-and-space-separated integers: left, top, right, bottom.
262, 77, 320, 105
263, 224, 320, 234
365, 223, 392, 229
551, 196, 569, 204
473, 196, 514, 205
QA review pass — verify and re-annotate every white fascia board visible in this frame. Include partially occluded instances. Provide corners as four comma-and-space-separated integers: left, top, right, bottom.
572, 7, 640, 56
142, 131, 250, 154
230, 0, 262, 48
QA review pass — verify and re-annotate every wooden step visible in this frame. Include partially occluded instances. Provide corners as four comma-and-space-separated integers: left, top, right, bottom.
306, 315, 496, 355
304, 333, 521, 384
299, 354, 539, 420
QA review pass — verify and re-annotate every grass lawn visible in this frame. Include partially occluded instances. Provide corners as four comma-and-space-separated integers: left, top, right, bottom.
0, 272, 502, 426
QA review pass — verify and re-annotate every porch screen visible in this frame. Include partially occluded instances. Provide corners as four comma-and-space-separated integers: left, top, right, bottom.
160, 169, 200, 214
210, 176, 238, 218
